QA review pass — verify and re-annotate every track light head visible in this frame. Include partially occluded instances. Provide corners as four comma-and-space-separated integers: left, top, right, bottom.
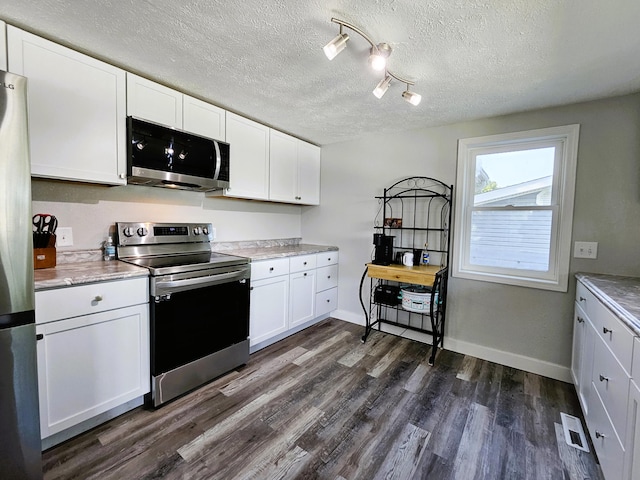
402, 87, 422, 106
373, 75, 392, 99
323, 32, 350, 60
368, 43, 392, 71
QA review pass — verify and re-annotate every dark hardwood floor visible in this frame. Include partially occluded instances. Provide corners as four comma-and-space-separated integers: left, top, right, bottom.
42, 318, 603, 479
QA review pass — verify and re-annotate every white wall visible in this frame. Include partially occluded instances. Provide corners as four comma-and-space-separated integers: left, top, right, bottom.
302, 93, 640, 381
32, 180, 302, 249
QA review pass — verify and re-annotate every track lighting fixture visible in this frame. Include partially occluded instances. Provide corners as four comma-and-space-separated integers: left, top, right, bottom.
323, 17, 421, 106
373, 74, 392, 99
323, 25, 349, 61
402, 84, 422, 106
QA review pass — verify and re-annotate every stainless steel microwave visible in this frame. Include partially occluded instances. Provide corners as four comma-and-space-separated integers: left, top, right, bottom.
126, 116, 230, 192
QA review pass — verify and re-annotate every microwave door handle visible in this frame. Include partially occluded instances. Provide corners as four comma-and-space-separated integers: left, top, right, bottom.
213, 141, 221, 180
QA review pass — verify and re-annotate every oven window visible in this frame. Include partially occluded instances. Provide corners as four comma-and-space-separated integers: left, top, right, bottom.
150, 280, 249, 375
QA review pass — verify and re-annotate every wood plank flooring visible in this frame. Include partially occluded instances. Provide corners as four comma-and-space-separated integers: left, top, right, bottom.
42, 318, 603, 480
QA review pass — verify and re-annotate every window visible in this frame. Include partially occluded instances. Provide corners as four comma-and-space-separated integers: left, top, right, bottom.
453, 125, 579, 291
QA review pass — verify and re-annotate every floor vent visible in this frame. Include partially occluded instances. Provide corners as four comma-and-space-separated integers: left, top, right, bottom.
560, 412, 589, 452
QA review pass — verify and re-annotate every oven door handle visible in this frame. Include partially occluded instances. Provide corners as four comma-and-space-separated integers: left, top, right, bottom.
155, 270, 247, 293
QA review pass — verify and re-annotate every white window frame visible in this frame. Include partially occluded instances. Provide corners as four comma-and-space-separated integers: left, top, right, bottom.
453, 125, 580, 292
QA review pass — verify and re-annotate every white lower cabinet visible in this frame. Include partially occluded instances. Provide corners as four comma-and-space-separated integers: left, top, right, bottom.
35, 277, 149, 440
626, 378, 640, 480
289, 255, 317, 328
572, 278, 640, 480
250, 251, 338, 351
249, 273, 290, 346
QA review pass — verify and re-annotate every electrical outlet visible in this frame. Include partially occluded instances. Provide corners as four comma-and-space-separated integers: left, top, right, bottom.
574, 241, 598, 259
56, 227, 74, 247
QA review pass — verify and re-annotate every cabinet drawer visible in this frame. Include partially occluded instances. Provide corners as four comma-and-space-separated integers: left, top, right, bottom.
316, 251, 338, 267
316, 265, 339, 292
316, 287, 337, 317
588, 387, 625, 480
592, 299, 634, 374
592, 335, 631, 442
576, 280, 595, 317
250, 258, 290, 281
36, 277, 148, 324
290, 254, 317, 273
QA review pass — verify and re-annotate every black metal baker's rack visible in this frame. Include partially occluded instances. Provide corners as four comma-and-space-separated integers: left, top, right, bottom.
363, 176, 453, 365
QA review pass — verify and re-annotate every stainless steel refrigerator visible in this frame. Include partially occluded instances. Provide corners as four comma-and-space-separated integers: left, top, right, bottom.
0, 70, 43, 479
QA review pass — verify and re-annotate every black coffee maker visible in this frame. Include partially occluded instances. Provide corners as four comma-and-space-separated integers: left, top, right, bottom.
372, 233, 394, 265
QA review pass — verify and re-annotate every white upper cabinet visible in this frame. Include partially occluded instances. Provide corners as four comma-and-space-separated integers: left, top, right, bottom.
7, 26, 127, 185
127, 73, 226, 141
224, 112, 270, 200
269, 129, 320, 205
183, 94, 226, 141
297, 141, 321, 205
126, 73, 182, 128
0, 21, 7, 70
269, 130, 298, 203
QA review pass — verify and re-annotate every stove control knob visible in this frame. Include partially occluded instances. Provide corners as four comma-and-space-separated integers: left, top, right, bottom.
202, 226, 209, 235
123, 227, 134, 237
137, 227, 148, 237
193, 226, 202, 235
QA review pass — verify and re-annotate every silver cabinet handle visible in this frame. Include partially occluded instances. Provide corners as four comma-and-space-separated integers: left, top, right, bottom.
577, 316, 584, 324
599, 374, 609, 383
269, 267, 274, 271
603, 326, 612, 334
595, 431, 606, 439
579, 296, 586, 302
94, 295, 103, 302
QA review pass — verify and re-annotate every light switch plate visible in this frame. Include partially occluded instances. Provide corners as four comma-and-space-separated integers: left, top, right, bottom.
56, 227, 73, 247
574, 241, 597, 259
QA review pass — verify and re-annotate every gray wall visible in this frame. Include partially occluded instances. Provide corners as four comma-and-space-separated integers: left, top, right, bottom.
302, 93, 640, 380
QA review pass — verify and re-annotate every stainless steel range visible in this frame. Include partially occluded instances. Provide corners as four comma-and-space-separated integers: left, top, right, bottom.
116, 222, 250, 407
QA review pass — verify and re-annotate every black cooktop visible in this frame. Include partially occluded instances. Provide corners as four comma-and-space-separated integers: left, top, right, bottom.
120, 251, 248, 276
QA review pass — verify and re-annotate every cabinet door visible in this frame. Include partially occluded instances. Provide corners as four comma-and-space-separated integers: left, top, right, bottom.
269, 129, 298, 203
578, 315, 597, 415
126, 73, 182, 128
8, 26, 126, 185
225, 112, 270, 200
0, 21, 7, 70
183, 95, 226, 141
626, 379, 640, 480
36, 304, 149, 438
571, 304, 587, 388
289, 269, 316, 328
297, 141, 321, 205
250, 274, 289, 346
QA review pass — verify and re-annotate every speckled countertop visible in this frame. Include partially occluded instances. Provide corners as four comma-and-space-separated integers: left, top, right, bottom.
33, 243, 338, 290
34, 261, 148, 291
223, 243, 338, 261
576, 273, 640, 335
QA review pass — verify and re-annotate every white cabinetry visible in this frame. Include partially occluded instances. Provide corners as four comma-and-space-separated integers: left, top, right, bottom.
126, 73, 226, 141
7, 26, 127, 185
35, 277, 149, 440
289, 254, 317, 328
626, 358, 640, 480
315, 251, 339, 317
0, 21, 7, 70
572, 278, 640, 480
269, 130, 320, 205
250, 250, 338, 351
126, 73, 182, 128
249, 258, 290, 346
224, 112, 270, 200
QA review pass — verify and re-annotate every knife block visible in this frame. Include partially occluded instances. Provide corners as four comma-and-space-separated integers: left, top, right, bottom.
33, 234, 56, 269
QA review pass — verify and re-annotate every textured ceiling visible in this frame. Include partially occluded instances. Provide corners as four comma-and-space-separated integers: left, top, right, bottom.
1, 1, 640, 145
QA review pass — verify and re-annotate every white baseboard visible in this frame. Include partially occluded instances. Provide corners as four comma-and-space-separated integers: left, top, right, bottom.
444, 337, 572, 383
330, 310, 572, 383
